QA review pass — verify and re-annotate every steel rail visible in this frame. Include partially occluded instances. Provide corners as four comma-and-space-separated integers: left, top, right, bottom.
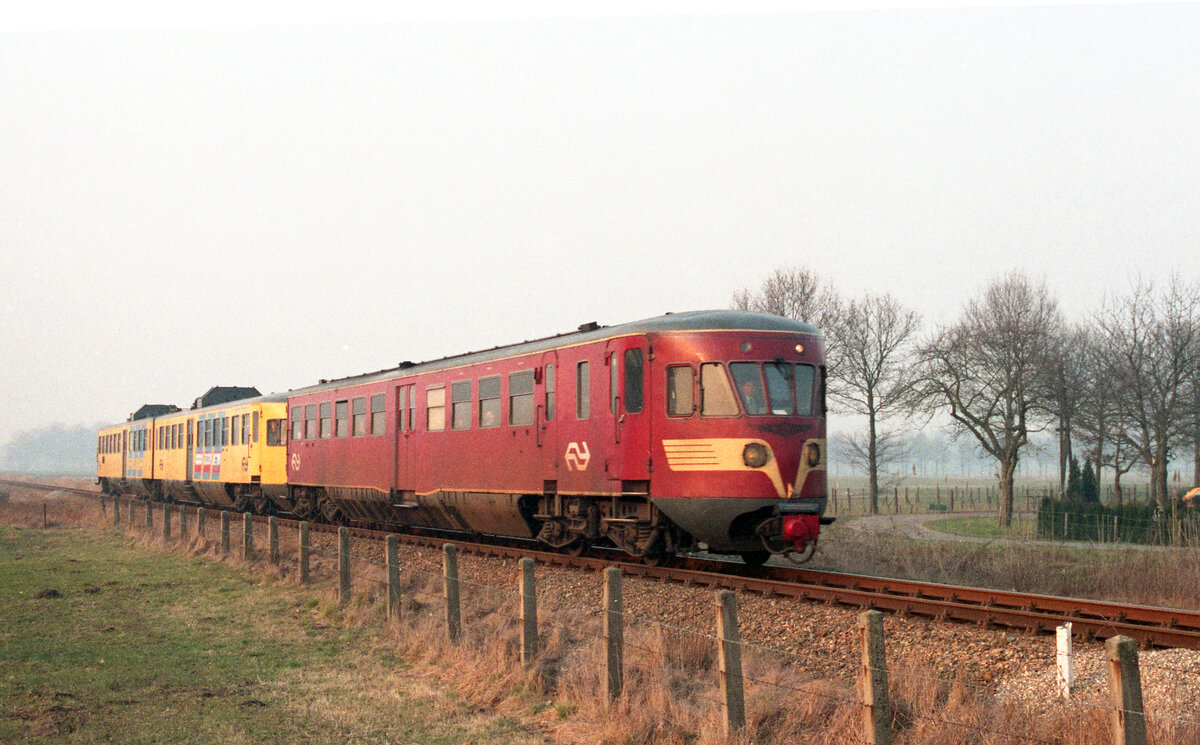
7, 477, 1200, 649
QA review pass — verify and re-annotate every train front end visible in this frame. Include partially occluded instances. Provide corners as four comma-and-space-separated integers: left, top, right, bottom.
650, 313, 829, 563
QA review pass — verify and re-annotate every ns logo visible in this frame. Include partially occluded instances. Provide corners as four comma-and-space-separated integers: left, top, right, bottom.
564, 442, 591, 471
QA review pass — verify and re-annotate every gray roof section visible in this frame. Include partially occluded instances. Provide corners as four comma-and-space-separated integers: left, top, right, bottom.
289, 310, 822, 396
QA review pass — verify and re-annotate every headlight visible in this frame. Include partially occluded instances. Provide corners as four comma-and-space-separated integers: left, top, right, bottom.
806, 443, 821, 467
743, 443, 769, 468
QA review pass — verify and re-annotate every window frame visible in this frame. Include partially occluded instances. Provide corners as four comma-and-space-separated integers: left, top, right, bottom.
508, 370, 534, 427
478, 375, 502, 428
576, 361, 590, 420
426, 386, 446, 432
451, 380, 472, 431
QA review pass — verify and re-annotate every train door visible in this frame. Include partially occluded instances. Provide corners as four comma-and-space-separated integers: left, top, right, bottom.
394, 383, 415, 491
121, 430, 127, 480
538, 351, 559, 482
185, 420, 194, 483
604, 339, 651, 485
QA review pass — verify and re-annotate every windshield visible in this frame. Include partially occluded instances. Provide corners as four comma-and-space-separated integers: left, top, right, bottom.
730, 362, 815, 416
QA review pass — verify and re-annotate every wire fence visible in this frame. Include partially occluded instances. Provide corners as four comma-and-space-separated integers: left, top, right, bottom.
97, 495, 1200, 745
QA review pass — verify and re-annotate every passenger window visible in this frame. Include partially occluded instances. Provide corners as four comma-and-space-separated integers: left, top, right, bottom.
320, 402, 332, 438
700, 363, 739, 417
479, 376, 501, 428
397, 388, 407, 431
305, 405, 317, 440
370, 394, 386, 435
232, 418, 240, 446
544, 363, 555, 420
509, 370, 534, 426
667, 366, 695, 416
252, 411, 259, 442
624, 349, 643, 413
426, 388, 446, 431
266, 419, 285, 446
451, 381, 472, 430
352, 396, 368, 436
292, 406, 303, 441
335, 400, 349, 437
610, 353, 619, 414
576, 361, 590, 420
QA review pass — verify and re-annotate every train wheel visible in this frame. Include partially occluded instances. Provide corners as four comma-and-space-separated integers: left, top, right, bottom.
641, 551, 673, 567
318, 494, 345, 525
740, 551, 770, 568
565, 539, 590, 557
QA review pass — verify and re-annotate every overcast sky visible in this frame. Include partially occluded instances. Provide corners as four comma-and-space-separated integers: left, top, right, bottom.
2, 2, 1198, 445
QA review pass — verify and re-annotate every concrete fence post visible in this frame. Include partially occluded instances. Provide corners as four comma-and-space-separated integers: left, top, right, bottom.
197, 507, 206, 538
338, 527, 350, 604
386, 535, 400, 621
243, 512, 253, 559
299, 521, 310, 583
268, 516, 279, 565
519, 557, 537, 664
1106, 635, 1147, 745
145, 501, 153, 532
604, 567, 624, 701
112, 496, 120, 526
444, 544, 461, 642
859, 610, 891, 745
220, 511, 230, 555
162, 502, 171, 542
127, 499, 134, 525
178, 505, 187, 541
716, 590, 746, 734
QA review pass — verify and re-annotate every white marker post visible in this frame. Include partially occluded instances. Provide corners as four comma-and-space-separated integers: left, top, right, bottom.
1056, 622, 1074, 700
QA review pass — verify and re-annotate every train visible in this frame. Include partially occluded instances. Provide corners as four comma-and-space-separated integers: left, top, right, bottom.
97, 310, 831, 565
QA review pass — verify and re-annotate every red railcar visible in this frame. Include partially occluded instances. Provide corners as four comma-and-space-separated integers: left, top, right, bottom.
282, 310, 829, 564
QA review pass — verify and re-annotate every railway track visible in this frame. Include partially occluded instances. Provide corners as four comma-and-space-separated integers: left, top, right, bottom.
7, 476, 1200, 650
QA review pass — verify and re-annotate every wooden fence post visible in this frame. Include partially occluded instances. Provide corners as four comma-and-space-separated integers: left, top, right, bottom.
268, 516, 279, 565
520, 557, 538, 664
112, 496, 120, 526
444, 544, 461, 641
178, 505, 187, 542
298, 521, 310, 583
197, 507, 206, 538
1106, 635, 1147, 745
859, 610, 891, 745
386, 535, 399, 621
338, 526, 350, 604
127, 499, 134, 524
145, 501, 153, 532
243, 512, 253, 559
716, 590, 746, 734
220, 511, 230, 555
162, 502, 171, 542
100, 496, 107, 516
604, 566, 624, 701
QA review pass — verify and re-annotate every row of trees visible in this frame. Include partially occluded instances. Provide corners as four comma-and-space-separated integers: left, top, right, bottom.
734, 268, 1200, 524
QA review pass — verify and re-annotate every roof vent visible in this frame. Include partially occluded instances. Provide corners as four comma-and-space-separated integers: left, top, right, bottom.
398, 361, 415, 369
578, 321, 600, 333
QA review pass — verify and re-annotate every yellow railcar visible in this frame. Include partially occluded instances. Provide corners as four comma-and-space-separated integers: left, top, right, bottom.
96, 423, 129, 492
96, 393, 289, 512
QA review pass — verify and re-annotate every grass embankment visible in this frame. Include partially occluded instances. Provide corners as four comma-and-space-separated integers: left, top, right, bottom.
925, 515, 1038, 540
0, 525, 543, 745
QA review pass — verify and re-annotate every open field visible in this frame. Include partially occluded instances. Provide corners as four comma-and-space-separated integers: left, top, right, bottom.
0, 523, 545, 745
5, 482, 1200, 744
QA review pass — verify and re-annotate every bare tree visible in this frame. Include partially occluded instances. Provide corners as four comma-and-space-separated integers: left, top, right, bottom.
1094, 277, 1200, 509
732, 266, 844, 360
1042, 325, 1090, 496
1075, 328, 1139, 504
915, 273, 1062, 527
830, 292, 922, 513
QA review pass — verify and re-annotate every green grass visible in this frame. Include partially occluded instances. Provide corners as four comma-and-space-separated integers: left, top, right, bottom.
0, 525, 545, 744
923, 515, 1039, 540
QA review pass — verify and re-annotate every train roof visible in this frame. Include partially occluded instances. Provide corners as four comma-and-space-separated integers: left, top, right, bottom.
289, 310, 822, 396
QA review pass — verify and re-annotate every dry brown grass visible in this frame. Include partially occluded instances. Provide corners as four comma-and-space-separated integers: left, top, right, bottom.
8, 489, 1200, 744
